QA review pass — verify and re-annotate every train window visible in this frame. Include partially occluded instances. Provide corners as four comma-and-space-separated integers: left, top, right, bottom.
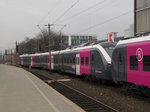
70, 58, 72, 64
62, 57, 63, 63
67, 58, 68, 63
64, 58, 65, 63
63, 58, 65, 63
81, 57, 84, 65
55, 58, 57, 64
69, 58, 71, 64
73, 57, 75, 64
59, 57, 61, 63
91, 54, 94, 62
86, 57, 89, 66
65, 58, 67, 63
56, 58, 59, 64
143, 55, 150, 71
119, 53, 123, 63
67, 58, 69, 64
130, 56, 138, 70
55, 58, 56, 63
64, 58, 66, 63
56, 58, 57, 64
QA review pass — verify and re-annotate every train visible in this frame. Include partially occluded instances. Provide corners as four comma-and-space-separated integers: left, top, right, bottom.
20, 42, 116, 80
112, 36, 150, 95
20, 36, 150, 96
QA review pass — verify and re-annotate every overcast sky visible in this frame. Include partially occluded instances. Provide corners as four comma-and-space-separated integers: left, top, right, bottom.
0, 0, 134, 50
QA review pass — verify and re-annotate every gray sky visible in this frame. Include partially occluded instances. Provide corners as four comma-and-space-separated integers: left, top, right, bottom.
0, 0, 134, 50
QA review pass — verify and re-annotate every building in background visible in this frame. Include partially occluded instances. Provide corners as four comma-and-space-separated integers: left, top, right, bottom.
134, 0, 150, 36
61, 34, 97, 49
124, 24, 134, 38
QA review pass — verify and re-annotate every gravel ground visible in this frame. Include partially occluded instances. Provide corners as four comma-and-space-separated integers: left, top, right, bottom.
26, 68, 150, 112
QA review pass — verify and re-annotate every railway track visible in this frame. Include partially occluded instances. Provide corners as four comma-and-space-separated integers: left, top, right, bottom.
28, 70, 119, 112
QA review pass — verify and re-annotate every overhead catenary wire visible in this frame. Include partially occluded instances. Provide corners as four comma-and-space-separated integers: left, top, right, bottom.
25, 0, 116, 37
59, 0, 109, 23
88, 0, 119, 15
76, 10, 133, 34
53, 0, 80, 24
65, 0, 119, 26
25, 0, 133, 39
37, 0, 61, 25
25, 0, 62, 38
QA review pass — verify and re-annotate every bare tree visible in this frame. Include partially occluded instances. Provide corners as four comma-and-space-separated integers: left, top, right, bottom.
18, 29, 63, 55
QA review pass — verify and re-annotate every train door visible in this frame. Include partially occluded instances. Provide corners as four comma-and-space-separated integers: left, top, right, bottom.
91, 50, 104, 77
51, 56, 54, 70
117, 50, 126, 82
76, 54, 80, 75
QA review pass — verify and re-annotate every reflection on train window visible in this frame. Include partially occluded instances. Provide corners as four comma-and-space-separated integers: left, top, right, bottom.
143, 55, 150, 71
130, 56, 138, 70
81, 57, 84, 65
86, 57, 89, 66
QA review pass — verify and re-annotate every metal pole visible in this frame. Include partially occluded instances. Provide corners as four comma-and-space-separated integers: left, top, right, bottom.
59, 25, 66, 50
134, 0, 136, 37
48, 24, 51, 55
60, 31, 62, 50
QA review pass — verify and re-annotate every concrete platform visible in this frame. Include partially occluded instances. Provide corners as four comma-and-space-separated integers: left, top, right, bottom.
0, 64, 85, 112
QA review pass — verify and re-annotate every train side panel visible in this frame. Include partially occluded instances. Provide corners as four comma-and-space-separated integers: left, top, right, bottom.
22, 56, 31, 67
127, 40, 150, 88
61, 52, 76, 74
40, 54, 51, 70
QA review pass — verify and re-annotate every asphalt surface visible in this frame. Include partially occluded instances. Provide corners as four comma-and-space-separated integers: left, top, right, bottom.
0, 64, 84, 112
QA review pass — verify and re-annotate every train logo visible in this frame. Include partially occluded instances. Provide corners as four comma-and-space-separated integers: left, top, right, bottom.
136, 48, 143, 62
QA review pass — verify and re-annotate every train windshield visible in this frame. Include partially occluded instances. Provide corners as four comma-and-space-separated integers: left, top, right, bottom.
99, 42, 116, 57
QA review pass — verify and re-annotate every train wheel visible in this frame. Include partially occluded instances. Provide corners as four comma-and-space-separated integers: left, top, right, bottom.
140, 86, 150, 97
84, 74, 89, 81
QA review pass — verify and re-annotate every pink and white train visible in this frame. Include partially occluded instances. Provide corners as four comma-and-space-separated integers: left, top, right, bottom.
112, 35, 150, 95
20, 36, 150, 96
20, 42, 115, 81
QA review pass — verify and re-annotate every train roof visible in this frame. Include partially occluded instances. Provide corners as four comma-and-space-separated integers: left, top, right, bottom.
99, 42, 117, 48
40, 52, 49, 56
117, 35, 150, 45
59, 43, 112, 64
19, 42, 116, 64
31, 53, 41, 56
19, 54, 32, 57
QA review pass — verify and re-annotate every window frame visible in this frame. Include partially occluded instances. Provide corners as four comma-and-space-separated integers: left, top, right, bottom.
130, 56, 138, 70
